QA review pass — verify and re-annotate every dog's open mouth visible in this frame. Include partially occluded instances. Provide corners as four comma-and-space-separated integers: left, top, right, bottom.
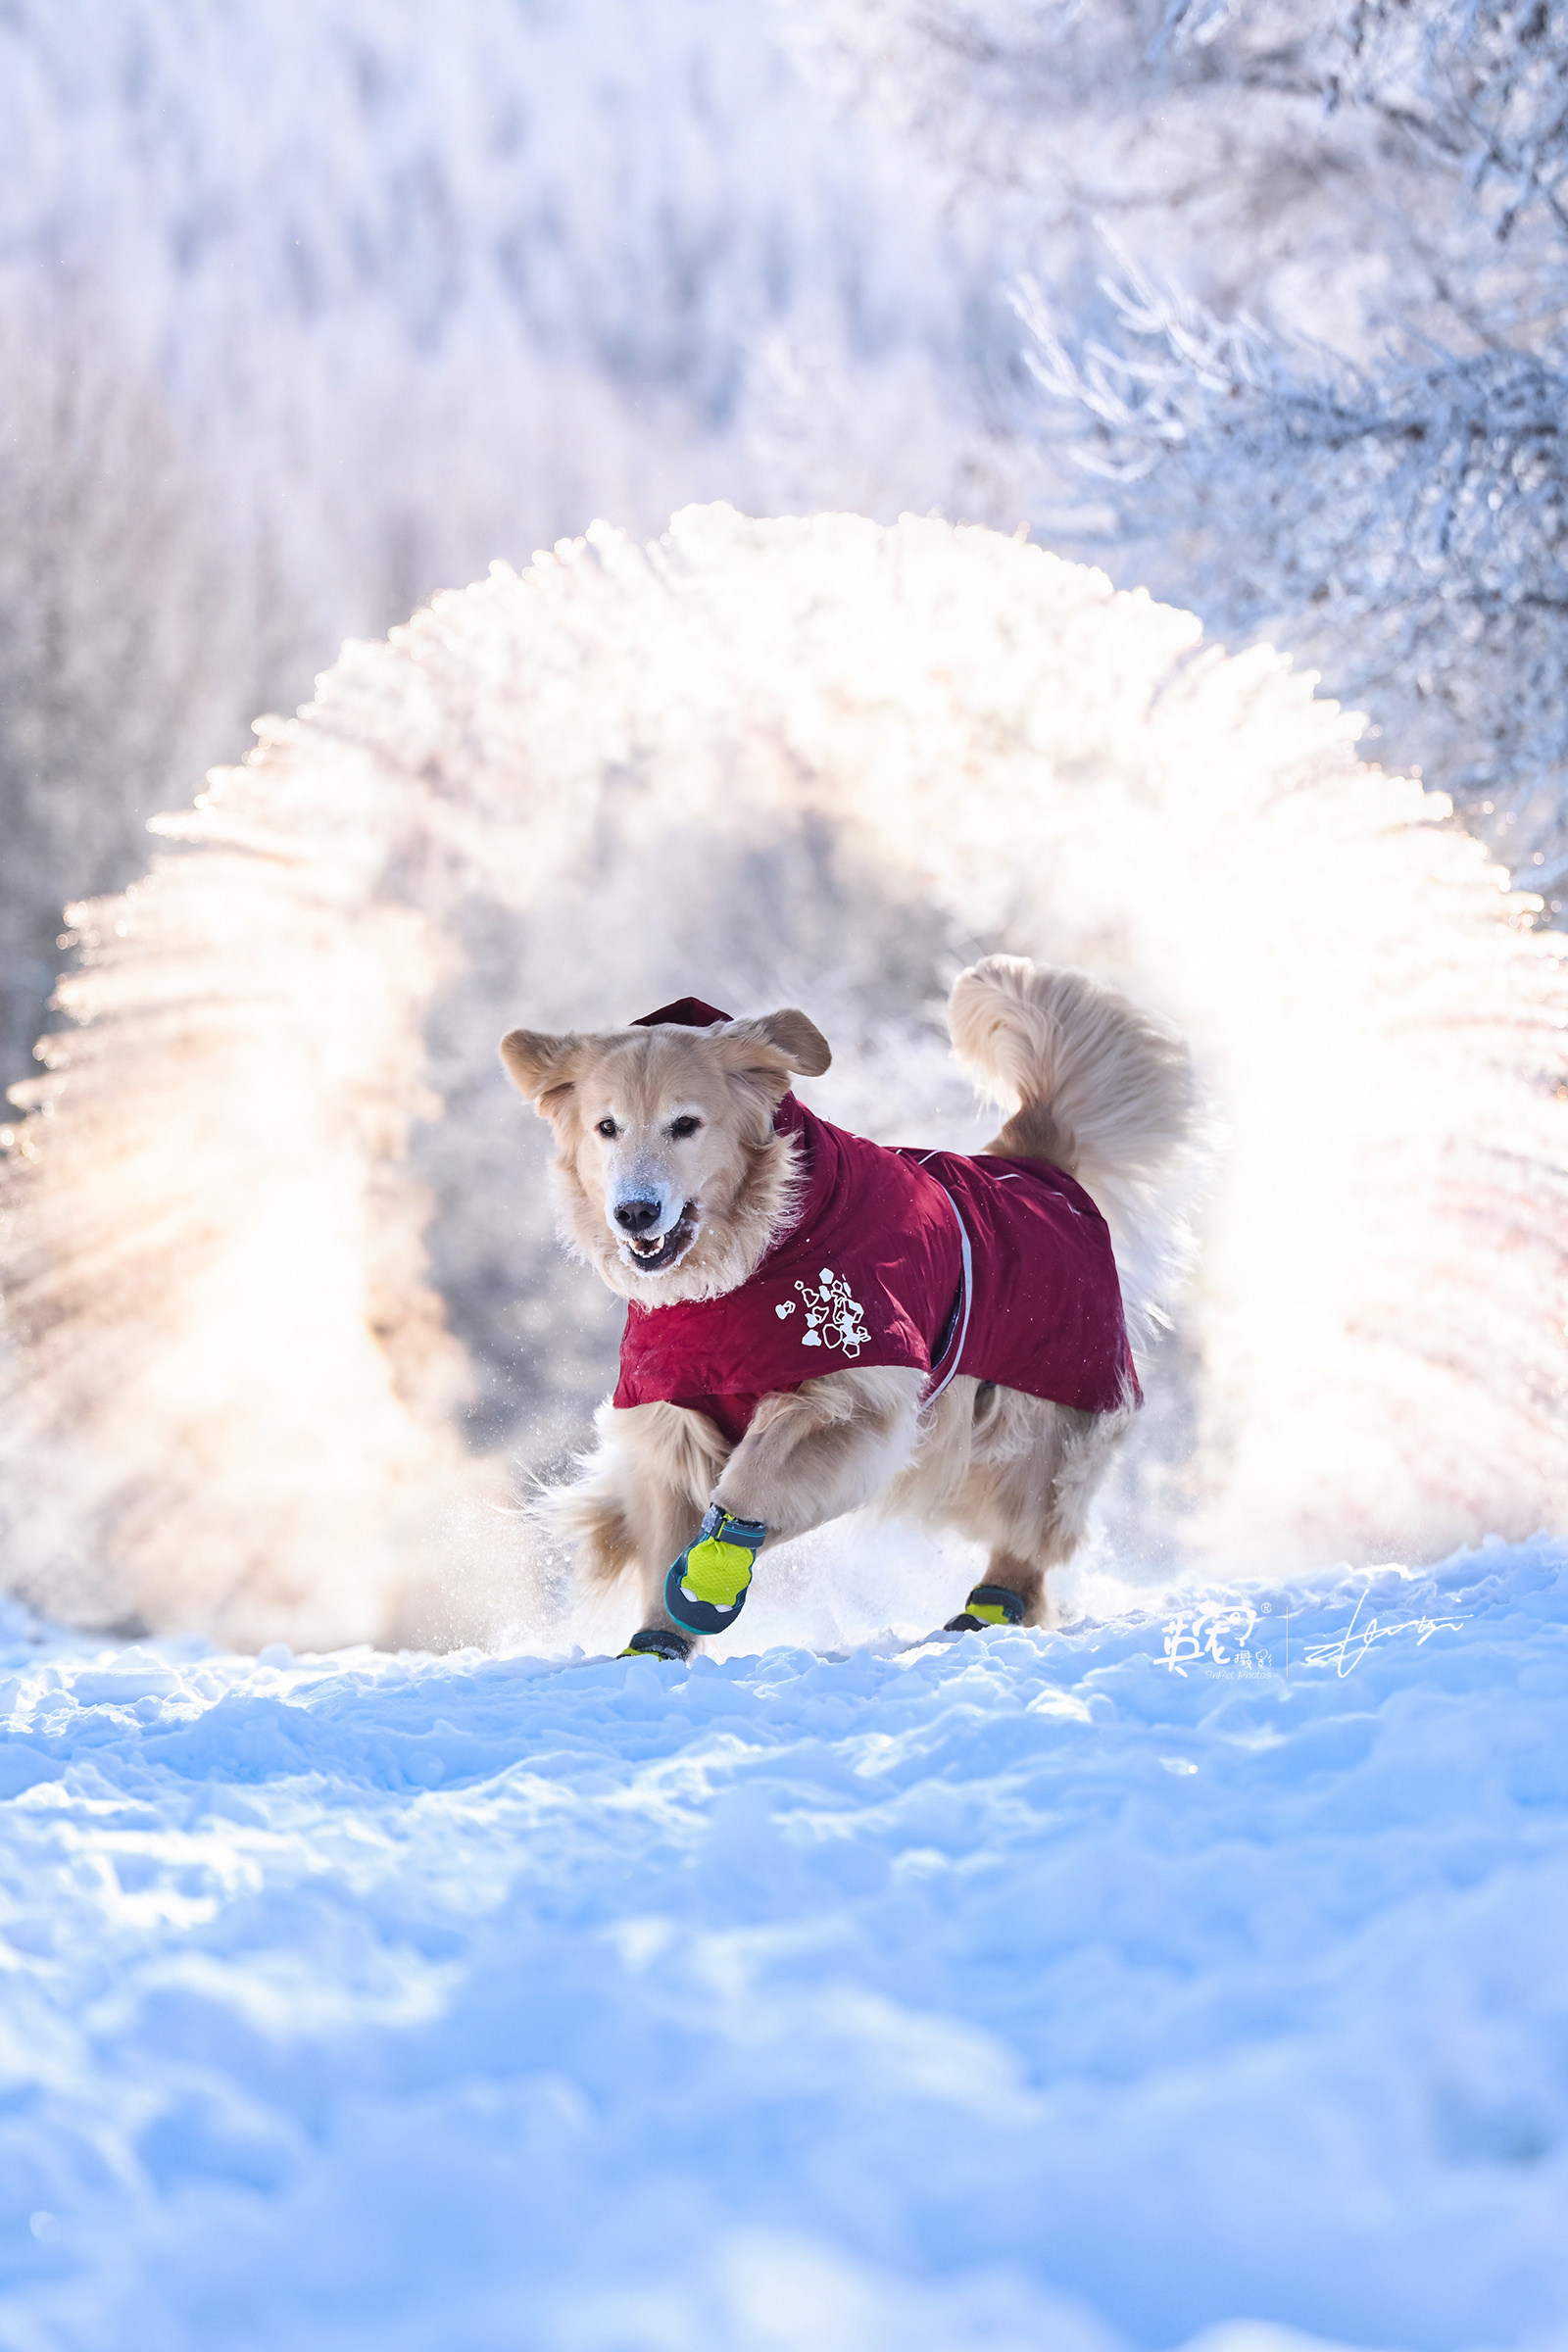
620, 1205, 699, 1276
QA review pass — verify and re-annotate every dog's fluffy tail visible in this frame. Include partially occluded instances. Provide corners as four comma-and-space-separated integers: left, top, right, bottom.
948, 956, 1203, 1348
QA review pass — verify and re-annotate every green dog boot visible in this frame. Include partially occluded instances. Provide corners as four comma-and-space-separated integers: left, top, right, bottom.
664, 1505, 768, 1637
944, 1584, 1026, 1633
618, 1627, 692, 1663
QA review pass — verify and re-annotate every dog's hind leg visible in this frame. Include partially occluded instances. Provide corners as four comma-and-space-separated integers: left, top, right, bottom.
946, 1546, 1048, 1630
945, 1392, 1133, 1630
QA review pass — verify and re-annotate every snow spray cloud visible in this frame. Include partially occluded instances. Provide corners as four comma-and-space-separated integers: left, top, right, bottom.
2, 508, 1564, 1651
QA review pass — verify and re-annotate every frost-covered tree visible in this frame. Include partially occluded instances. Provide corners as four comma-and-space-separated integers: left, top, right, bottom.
3, 512, 1563, 1650
0, 289, 256, 1081
0, 0, 1042, 1075
795, 0, 1568, 911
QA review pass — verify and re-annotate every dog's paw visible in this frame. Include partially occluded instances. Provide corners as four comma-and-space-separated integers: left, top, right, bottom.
943, 1584, 1026, 1632
618, 1628, 692, 1663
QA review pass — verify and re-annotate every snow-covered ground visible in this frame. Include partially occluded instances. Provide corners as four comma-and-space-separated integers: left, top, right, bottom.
3, 1536, 1564, 2352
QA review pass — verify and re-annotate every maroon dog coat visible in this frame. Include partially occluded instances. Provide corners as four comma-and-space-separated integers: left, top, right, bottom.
611, 999, 1140, 1445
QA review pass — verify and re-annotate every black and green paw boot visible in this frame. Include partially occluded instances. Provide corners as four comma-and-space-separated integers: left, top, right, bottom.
944, 1584, 1026, 1633
663, 1505, 767, 1638
618, 1627, 692, 1663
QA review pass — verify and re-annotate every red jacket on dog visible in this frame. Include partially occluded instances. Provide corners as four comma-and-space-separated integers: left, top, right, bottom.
612, 1000, 1140, 1445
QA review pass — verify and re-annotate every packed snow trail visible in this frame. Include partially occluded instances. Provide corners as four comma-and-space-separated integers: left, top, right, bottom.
2, 1541, 1565, 2352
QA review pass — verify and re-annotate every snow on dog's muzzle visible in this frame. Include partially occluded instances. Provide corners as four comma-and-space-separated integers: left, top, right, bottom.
609, 1179, 696, 1273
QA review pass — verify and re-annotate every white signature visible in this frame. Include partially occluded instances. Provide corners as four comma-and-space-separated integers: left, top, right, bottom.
1297, 1586, 1464, 1678
1162, 1587, 1463, 1678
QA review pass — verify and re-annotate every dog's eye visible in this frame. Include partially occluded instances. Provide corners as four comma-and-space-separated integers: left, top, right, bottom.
596, 1118, 617, 1139
669, 1114, 701, 1140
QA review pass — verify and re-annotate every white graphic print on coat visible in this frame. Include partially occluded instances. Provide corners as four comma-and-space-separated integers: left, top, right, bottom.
788, 1268, 870, 1356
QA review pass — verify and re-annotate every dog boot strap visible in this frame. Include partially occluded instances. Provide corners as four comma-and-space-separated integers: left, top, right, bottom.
663, 1504, 767, 1637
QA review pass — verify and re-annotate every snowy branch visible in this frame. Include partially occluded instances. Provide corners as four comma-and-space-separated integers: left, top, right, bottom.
1016, 240, 1568, 900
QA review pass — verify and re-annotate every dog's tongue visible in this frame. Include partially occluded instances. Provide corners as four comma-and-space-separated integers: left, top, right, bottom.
631, 997, 732, 1029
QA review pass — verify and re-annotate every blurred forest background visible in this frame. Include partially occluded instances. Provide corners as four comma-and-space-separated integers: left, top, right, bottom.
4, 0, 1564, 1091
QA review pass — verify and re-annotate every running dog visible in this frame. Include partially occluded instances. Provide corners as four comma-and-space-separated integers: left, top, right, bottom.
500, 958, 1197, 1657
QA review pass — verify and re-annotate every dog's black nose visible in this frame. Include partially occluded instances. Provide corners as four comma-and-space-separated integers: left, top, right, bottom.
614, 1198, 662, 1235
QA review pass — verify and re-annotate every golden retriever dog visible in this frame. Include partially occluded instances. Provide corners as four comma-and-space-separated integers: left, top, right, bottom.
500, 957, 1197, 1659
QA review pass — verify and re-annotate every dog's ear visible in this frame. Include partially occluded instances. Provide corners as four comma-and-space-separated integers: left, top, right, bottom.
714, 1009, 832, 1142
722, 1008, 832, 1078
499, 1029, 582, 1119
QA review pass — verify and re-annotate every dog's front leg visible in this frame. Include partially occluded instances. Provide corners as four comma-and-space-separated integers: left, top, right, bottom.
657, 1367, 925, 1645
710, 1365, 927, 1541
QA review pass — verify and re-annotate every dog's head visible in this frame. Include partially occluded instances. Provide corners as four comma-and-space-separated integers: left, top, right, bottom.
499, 1005, 831, 1300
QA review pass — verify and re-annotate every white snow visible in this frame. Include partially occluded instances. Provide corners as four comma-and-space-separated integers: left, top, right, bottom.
3, 1535, 1565, 2352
